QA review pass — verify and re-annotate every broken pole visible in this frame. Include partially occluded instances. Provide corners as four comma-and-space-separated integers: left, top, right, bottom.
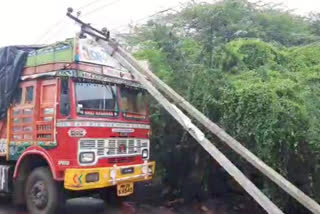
113, 44, 320, 214
109, 44, 284, 214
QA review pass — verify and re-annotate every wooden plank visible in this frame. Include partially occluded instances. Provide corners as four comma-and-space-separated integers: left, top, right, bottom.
113, 44, 320, 214
111, 48, 284, 214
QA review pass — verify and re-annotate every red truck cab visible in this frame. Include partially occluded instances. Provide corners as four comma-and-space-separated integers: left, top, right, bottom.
0, 37, 155, 214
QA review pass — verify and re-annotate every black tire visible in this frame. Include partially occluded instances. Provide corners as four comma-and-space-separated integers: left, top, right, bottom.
25, 167, 65, 214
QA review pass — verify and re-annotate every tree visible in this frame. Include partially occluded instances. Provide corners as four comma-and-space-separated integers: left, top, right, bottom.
126, 1, 320, 213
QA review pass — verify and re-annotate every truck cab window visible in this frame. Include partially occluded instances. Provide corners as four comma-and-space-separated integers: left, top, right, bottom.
25, 86, 34, 104
75, 82, 118, 117
12, 88, 22, 106
120, 87, 147, 119
59, 79, 70, 116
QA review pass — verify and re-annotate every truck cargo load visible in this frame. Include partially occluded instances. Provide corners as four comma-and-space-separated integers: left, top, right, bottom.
0, 47, 29, 119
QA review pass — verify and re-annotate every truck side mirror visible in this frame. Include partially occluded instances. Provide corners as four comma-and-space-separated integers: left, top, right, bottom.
60, 79, 70, 116
60, 94, 70, 116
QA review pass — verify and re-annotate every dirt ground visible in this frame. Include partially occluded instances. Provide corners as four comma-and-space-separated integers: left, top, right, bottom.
0, 182, 265, 214
0, 198, 247, 214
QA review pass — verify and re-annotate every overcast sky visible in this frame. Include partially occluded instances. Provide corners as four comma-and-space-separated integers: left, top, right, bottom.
0, 0, 319, 47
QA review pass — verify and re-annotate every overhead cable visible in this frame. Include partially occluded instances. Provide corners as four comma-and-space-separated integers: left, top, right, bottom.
82, 0, 123, 17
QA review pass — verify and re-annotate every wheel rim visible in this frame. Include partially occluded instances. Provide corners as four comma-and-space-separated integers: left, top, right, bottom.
30, 181, 49, 210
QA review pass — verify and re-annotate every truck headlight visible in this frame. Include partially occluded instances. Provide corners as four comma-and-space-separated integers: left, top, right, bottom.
142, 149, 149, 159
79, 152, 95, 164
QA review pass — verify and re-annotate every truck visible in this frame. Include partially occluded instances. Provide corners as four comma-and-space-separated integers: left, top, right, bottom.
0, 36, 155, 214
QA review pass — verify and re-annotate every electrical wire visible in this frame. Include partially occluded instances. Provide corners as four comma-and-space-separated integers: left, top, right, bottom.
34, 18, 65, 44
111, 4, 182, 32
42, 21, 71, 44
34, 0, 109, 44
77, 0, 104, 11
82, 0, 123, 17
111, 0, 214, 32
36, 0, 183, 44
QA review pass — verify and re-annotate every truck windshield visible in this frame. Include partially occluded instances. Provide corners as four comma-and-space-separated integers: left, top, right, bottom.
120, 87, 147, 120
75, 82, 118, 117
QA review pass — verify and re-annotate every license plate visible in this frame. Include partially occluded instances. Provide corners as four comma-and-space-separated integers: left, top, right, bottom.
117, 182, 134, 196
121, 167, 134, 174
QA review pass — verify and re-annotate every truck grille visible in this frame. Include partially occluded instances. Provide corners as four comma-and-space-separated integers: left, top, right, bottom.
79, 138, 149, 157
80, 140, 96, 148
108, 157, 135, 164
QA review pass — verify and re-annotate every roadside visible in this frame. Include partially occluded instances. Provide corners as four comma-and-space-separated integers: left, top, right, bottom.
0, 181, 265, 214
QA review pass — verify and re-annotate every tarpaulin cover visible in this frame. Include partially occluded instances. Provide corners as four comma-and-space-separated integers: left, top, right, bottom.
0, 47, 29, 119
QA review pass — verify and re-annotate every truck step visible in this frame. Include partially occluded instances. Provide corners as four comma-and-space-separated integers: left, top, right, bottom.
0, 165, 11, 193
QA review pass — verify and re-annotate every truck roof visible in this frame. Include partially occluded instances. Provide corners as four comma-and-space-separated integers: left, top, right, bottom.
0, 37, 141, 119
21, 37, 140, 87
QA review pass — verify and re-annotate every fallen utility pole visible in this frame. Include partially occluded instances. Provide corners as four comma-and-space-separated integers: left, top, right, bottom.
108, 41, 284, 214
66, 9, 320, 214
113, 43, 320, 214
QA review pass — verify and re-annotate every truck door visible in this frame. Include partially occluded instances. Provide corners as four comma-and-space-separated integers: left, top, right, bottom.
35, 79, 57, 148
8, 79, 57, 160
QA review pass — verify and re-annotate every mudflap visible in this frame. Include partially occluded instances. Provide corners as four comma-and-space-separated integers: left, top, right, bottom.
0, 165, 11, 193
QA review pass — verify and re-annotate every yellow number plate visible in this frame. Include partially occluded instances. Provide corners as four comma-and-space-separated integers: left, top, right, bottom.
117, 182, 134, 196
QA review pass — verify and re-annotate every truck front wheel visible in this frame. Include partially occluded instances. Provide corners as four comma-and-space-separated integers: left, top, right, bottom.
25, 167, 65, 214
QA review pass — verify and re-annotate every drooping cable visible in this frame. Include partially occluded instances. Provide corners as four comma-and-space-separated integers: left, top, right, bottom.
77, 0, 104, 11
111, 4, 182, 32
81, 0, 123, 17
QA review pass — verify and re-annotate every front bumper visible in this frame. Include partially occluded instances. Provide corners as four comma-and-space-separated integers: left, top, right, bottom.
64, 161, 155, 191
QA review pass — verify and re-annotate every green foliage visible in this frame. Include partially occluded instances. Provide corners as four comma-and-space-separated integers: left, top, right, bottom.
288, 43, 320, 72
134, 49, 173, 82
126, 0, 320, 212
215, 39, 287, 72
308, 12, 320, 36
221, 69, 308, 167
255, 10, 317, 46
